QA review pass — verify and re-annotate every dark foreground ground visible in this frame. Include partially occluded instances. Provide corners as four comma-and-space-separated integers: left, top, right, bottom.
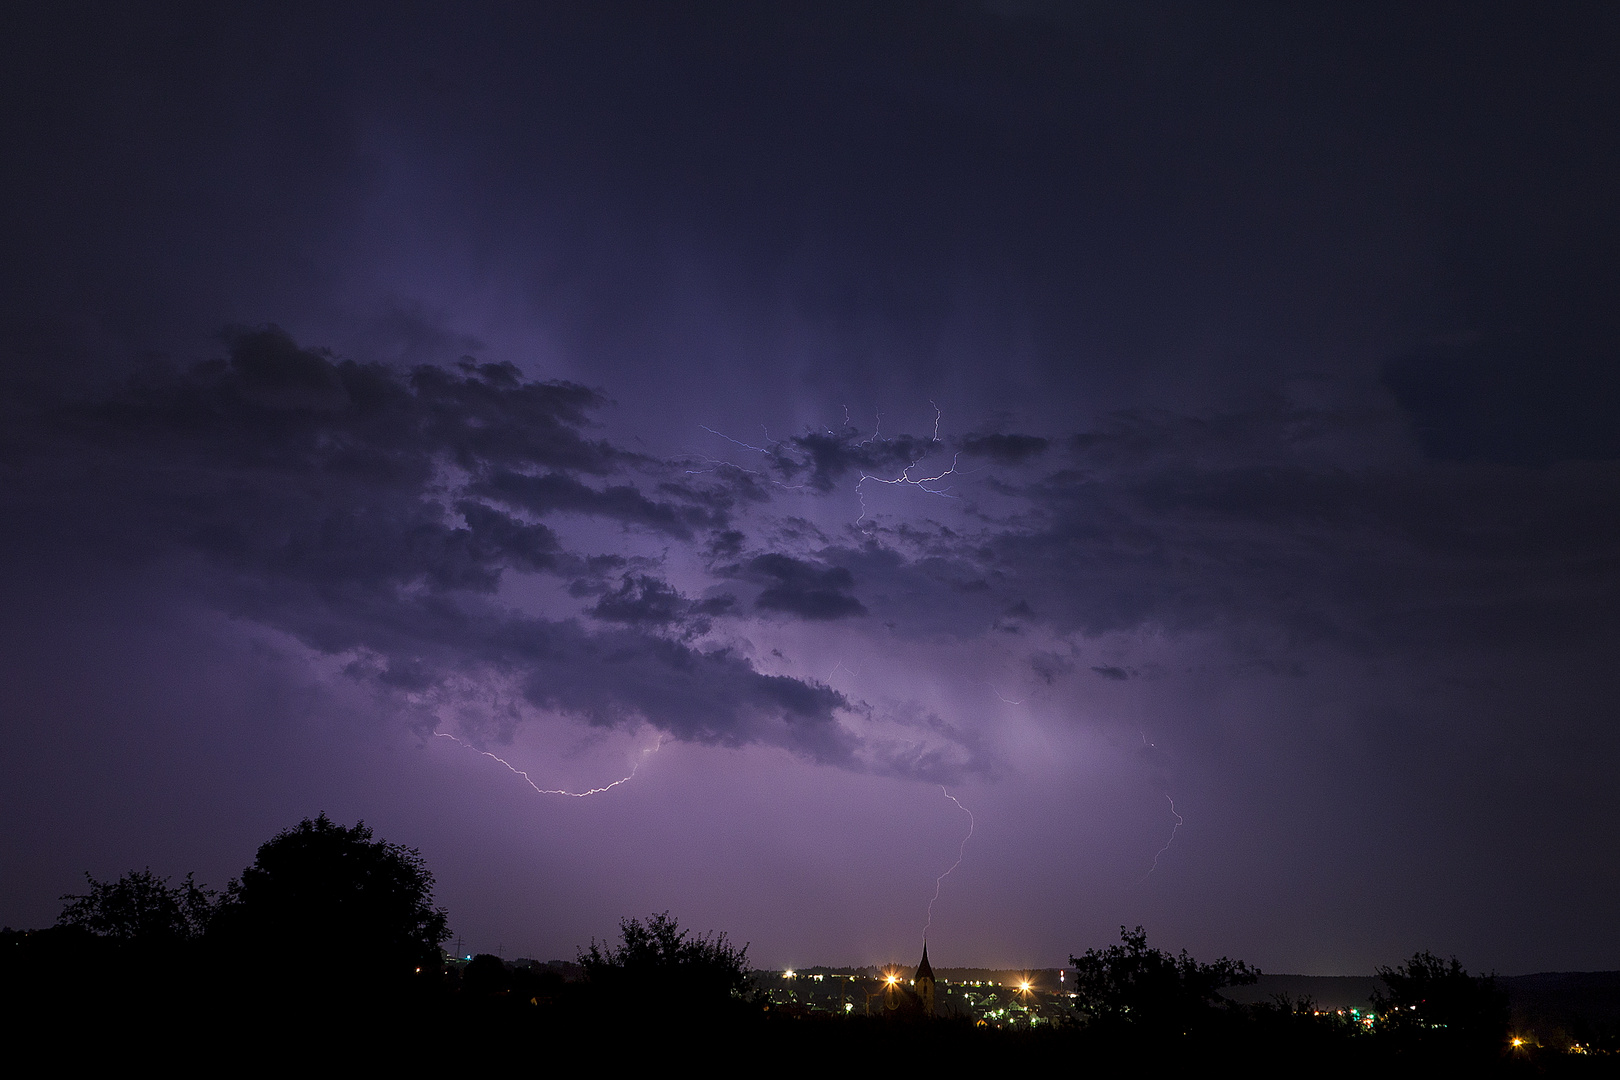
5, 932, 1617, 1076
10, 988, 1620, 1076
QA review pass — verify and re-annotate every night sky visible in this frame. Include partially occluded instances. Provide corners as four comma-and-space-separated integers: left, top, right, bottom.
3, 3, 1618, 976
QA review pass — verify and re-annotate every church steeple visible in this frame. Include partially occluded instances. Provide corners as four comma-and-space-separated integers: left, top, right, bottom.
915, 942, 936, 1015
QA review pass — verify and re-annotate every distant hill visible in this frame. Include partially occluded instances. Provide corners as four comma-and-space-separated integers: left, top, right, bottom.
1222, 974, 1378, 1012
1220, 970, 1620, 1047
1501, 971, 1620, 1046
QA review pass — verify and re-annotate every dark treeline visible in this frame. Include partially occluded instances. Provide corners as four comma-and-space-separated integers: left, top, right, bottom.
4, 817, 1613, 1074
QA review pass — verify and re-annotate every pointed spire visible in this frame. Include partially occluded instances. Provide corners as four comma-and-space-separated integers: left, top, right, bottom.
916, 941, 934, 982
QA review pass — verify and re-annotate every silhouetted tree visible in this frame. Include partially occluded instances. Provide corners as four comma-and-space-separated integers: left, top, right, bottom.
579, 912, 750, 1015
1069, 925, 1256, 1034
1372, 951, 1507, 1053
212, 813, 448, 997
14, 869, 221, 1014
57, 868, 215, 944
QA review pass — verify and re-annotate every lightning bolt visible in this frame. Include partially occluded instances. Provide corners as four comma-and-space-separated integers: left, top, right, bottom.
699, 425, 775, 456
984, 682, 1023, 705
828, 659, 860, 684
923, 785, 975, 945
435, 731, 665, 797
857, 407, 882, 445
1141, 794, 1183, 881
702, 403, 967, 525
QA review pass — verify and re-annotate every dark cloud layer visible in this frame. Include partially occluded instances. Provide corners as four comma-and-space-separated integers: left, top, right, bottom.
33, 321, 1615, 790
745, 554, 868, 621
1005, 409, 1620, 653
6, 328, 864, 767
959, 433, 1050, 464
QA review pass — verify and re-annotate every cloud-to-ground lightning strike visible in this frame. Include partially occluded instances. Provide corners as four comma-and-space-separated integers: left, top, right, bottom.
922, 785, 975, 945
436, 731, 665, 797
1141, 794, 1184, 881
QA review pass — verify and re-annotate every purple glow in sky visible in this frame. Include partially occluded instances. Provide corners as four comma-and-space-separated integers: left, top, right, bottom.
2, 4, 1618, 976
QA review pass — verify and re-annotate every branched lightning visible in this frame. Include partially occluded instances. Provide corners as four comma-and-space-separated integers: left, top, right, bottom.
923, 785, 975, 945
859, 454, 962, 493
436, 731, 665, 797
1141, 794, 1183, 881
855, 452, 962, 524
855, 403, 962, 525
701, 404, 964, 525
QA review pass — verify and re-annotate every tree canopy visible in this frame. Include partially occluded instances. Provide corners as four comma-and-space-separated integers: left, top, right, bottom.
213, 813, 448, 986
1069, 926, 1257, 1033
57, 868, 215, 945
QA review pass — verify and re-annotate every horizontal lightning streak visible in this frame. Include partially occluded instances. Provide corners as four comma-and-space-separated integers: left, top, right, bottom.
682, 454, 809, 491
436, 731, 664, 797
699, 425, 775, 455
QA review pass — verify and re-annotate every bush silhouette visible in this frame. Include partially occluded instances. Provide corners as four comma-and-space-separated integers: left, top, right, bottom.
1373, 950, 1507, 1054
579, 912, 750, 1015
1069, 925, 1256, 1034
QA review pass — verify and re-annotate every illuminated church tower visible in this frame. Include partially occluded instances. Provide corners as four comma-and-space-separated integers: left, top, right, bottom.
915, 942, 936, 1015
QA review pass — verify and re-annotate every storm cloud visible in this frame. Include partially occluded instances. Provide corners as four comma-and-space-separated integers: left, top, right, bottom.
4, 327, 877, 768
4, 3, 1619, 975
